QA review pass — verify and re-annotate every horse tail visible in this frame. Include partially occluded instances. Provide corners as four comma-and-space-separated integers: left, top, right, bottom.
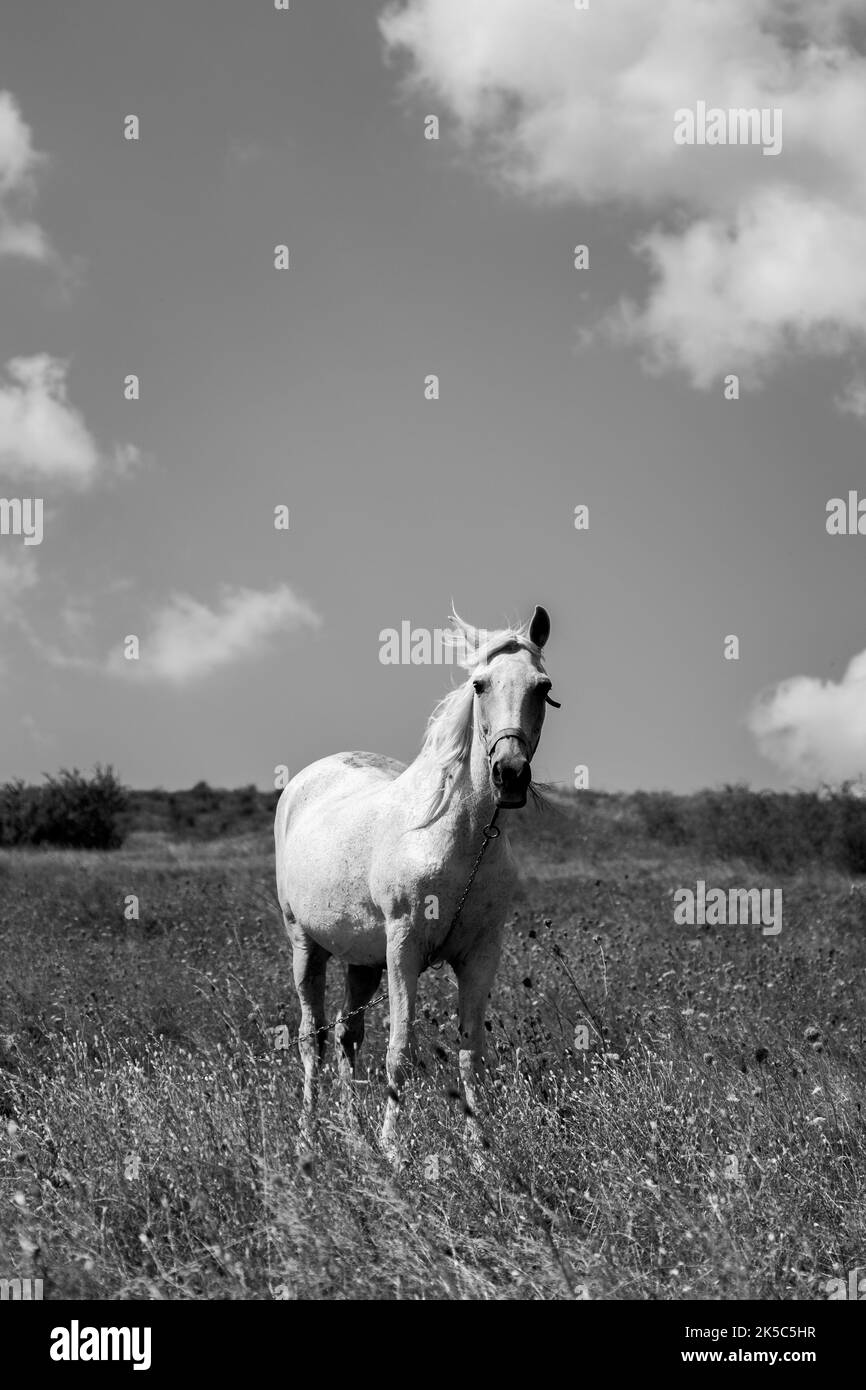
274, 785, 296, 924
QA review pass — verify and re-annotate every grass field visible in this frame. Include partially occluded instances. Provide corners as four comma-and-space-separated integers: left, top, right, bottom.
1, 791, 864, 1300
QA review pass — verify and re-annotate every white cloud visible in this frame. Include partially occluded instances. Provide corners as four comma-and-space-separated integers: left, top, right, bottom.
380, 0, 866, 388
108, 584, 322, 685
60, 598, 95, 641
0, 218, 50, 260
0, 551, 39, 680
835, 377, 866, 418
606, 190, 866, 388
112, 442, 144, 479
0, 577, 320, 684
748, 647, 866, 785
0, 549, 38, 609
0, 91, 51, 263
0, 355, 138, 487
0, 567, 95, 671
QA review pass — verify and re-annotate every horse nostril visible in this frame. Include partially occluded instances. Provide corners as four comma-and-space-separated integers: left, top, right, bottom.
494, 758, 529, 791
514, 760, 531, 790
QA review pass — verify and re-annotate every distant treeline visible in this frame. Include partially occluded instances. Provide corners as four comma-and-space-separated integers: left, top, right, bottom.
0, 772, 280, 849
1, 771, 865, 872
606, 785, 866, 875
125, 782, 280, 840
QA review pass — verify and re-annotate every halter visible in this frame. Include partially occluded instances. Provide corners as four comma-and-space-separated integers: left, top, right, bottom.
483, 698, 560, 764
485, 727, 535, 761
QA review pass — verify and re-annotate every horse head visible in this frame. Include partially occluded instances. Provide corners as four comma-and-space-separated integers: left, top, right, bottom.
470, 605, 558, 809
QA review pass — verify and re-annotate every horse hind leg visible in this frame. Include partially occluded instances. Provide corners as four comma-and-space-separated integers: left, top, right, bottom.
291, 932, 330, 1121
336, 963, 383, 1130
336, 963, 383, 1080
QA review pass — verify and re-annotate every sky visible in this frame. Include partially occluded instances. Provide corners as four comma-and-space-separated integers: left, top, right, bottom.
1, 0, 866, 795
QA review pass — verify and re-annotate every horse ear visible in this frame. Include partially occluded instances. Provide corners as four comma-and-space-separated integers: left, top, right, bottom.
528, 605, 551, 650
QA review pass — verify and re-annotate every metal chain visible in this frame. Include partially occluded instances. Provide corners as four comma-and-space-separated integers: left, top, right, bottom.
297, 988, 389, 1042
295, 809, 501, 1039
426, 808, 501, 970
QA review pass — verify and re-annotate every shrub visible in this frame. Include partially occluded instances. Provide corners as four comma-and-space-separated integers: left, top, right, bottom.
634, 791, 688, 844
838, 786, 866, 875
0, 778, 38, 845
631, 783, 866, 875
0, 766, 128, 849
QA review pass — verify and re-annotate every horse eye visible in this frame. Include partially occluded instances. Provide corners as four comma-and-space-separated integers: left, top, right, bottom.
472, 679, 486, 695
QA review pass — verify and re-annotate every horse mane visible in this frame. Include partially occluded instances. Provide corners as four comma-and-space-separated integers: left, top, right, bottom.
412, 606, 545, 827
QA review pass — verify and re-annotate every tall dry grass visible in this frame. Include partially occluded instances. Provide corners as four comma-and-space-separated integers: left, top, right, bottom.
1, 792, 864, 1299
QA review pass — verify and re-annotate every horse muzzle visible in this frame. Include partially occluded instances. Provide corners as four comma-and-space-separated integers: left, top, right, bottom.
487, 729, 532, 808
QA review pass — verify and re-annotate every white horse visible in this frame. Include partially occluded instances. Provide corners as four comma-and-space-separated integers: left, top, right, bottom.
274, 605, 557, 1156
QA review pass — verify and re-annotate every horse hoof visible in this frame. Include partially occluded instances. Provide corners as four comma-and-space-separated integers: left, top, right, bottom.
462, 1123, 488, 1173
295, 1148, 315, 1179
341, 1122, 371, 1157
296, 1123, 317, 1168
381, 1135, 407, 1173
467, 1146, 486, 1175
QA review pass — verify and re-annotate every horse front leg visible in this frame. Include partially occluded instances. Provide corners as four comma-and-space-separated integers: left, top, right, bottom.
381, 927, 421, 1165
291, 933, 329, 1136
455, 935, 503, 1151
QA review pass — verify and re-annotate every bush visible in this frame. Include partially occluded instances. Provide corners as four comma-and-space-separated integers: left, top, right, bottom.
634, 791, 688, 844
0, 766, 128, 849
633, 783, 866, 875
0, 779, 37, 845
838, 786, 866, 875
